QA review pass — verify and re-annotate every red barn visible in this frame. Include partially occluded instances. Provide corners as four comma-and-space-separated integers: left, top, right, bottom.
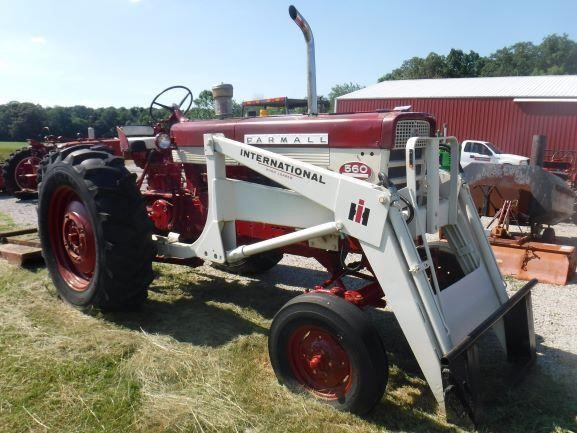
335, 76, 577, 156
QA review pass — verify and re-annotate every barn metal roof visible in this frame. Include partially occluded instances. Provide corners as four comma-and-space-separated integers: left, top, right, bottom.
337, 75, 577, 100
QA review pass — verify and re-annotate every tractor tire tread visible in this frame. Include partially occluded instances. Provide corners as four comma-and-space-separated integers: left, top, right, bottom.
269, 292, 388, 415
38, 146, 154, 310
2, 147, 34, 194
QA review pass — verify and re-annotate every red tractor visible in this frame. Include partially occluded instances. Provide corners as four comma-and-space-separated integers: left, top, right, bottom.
1, 131, 119, 197
36, 6, 536, 420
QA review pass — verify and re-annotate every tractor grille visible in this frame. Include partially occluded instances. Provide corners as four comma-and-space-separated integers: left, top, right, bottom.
394, 120, 431, 149
388, 119, 430, 187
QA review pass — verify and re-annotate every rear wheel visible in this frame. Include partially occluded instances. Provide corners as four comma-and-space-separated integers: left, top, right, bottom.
269, 292, 388, 414
38, 146, 154, 309
2, 147, 41, 194
212, 250, 283, 275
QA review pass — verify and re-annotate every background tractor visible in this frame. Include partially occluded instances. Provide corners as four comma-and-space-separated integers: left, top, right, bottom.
1, 129, 119, 197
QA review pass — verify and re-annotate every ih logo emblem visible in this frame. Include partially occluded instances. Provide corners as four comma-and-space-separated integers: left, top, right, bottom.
348, 199, 370, 226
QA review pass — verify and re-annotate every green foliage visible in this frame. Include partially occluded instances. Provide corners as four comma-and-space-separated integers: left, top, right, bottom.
0, 89, 246, 141
328, 82, 363, 111
190, 89, 215, 119
378, 33, 577, 81
0, 102, 45, 141
446, 49, 486, 77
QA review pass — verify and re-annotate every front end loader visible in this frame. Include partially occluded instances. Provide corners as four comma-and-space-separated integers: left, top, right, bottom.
35, 5, 536, 422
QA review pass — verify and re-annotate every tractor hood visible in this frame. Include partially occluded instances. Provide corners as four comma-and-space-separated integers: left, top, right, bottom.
170, 111, 435, 150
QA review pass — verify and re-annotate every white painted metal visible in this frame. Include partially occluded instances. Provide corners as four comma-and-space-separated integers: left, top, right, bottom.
204, 135, 390, 247
460, 183, 508, 302
338, 75, 577, 100
174, 145, 389, 185
244, 133, 328, 145
328, 148, 387, 184
215, 179, 332, 228
446, 137, 460, 224
226, 222, 339, 262
404, 136, 460, 233
308, 234, 339, 251
361, 220, 446, 410
118, 125, 155, 136
425, 140, 440, 233
439, 265, 501, 343
405, 138, 418, 209
151, 131, 514, 412
513, 98, 577, 103
173, 146, 330, 167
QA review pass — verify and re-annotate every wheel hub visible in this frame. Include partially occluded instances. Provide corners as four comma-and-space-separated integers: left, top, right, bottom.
14, 156, 41, 190
62, 205, 95, 274
289, 326, 351, 398
48, 187, 96, 291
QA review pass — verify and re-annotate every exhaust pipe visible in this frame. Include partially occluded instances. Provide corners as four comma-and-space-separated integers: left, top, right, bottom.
289, 5, 317, 115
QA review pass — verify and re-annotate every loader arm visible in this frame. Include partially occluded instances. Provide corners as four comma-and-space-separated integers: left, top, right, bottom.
153, 133, 535, 420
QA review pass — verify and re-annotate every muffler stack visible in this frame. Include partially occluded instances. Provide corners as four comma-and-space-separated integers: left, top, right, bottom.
289, 5, 318, 115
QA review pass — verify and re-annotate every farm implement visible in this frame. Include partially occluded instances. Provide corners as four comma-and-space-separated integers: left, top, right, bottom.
465, 163, 576, 285
33, 5, 536, 422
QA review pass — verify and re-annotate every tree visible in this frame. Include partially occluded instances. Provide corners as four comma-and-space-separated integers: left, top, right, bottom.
533, 34, 577, 75
93, 107, 119, 138
480, 42, 538, 76
189, 89, 215, 119
328, 82, 363, 111
377, 33, 577, 81
3, 102, 46, 140
445, 49, 485, 77
379, 51, 484, 81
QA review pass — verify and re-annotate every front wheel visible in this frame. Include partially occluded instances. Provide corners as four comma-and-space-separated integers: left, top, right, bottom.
269, 292, 388, 414
38, 146, 155, 309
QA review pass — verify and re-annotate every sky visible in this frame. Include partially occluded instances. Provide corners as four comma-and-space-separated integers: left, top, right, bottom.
0, 0, 576, 108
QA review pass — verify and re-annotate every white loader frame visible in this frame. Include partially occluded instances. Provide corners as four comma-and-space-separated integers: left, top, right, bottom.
153, 133, 535, 419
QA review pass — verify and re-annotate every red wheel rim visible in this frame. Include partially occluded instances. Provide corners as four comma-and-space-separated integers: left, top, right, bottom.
287, 325, 352, 399
14, 156, 41, 190
48, 186, 96, 291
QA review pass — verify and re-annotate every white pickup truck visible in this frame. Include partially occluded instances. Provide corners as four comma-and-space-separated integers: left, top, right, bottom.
460, 140, 529, 168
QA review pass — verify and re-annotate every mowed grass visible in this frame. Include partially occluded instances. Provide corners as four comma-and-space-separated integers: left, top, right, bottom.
0, 141, 27, 161
0, 210, 575, 432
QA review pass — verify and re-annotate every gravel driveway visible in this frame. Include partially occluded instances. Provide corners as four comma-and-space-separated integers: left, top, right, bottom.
0, 195, 38, 227
1, 193, 576, 392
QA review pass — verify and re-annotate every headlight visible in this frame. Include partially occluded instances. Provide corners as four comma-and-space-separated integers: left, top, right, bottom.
520, 159, 529, 165
155, 133, 172, 149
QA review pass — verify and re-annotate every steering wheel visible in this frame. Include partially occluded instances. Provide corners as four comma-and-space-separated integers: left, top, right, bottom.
149, 85, 193, 123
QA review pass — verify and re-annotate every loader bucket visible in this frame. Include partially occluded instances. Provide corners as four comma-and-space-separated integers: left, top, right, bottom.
441, 279, 536, 422
491, 238, 576, 285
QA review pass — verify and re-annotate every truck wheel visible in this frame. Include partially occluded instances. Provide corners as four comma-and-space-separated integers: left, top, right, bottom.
38, 146, 155, 310
2, 147, 41, 194
269, 292, 388, 415
212, 250, 283, 275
